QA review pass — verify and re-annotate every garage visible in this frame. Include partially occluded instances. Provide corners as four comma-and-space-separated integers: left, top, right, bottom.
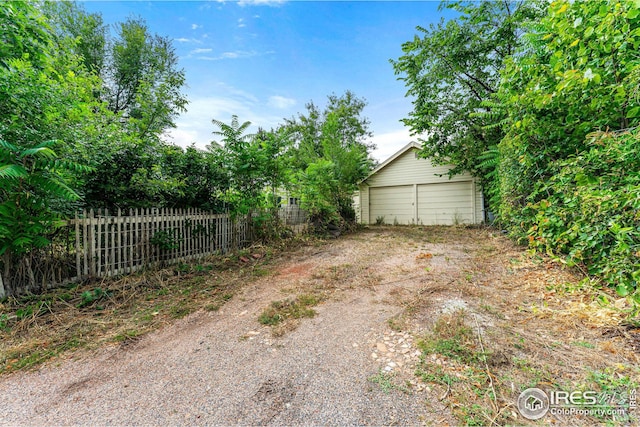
358, 142, 484, 225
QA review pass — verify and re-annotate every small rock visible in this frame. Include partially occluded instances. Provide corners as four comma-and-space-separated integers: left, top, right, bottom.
371, 353, 378, 359
388, 361, 397, 368
376, 343, 387, 352
352, 343, 358, 348
401, 348, 410, 354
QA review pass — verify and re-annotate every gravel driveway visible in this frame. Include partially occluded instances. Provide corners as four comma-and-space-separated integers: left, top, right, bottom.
0, 228, 468, 426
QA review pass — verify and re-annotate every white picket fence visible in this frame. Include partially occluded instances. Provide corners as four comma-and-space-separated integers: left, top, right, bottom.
0, 208, 254, 297
71, 208, 252, 278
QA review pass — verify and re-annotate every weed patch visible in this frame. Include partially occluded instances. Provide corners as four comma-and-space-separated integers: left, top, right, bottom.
415, 310, 507, 425
258, 294, 320, 327
368, 370, 410, 394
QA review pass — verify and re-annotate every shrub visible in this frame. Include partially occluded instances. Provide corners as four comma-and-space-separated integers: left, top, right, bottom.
526, 130, 640, 295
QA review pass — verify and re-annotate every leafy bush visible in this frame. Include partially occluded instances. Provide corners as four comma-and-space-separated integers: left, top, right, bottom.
526, 130, 640, 295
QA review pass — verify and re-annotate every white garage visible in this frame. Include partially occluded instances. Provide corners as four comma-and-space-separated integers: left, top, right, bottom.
358, 142, 484, 225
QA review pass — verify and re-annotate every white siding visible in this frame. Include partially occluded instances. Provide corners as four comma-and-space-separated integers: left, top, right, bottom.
364, 148, 472, 188
474, 182, 485, 224
369, 185, 414, 224
352, 193, 361, 222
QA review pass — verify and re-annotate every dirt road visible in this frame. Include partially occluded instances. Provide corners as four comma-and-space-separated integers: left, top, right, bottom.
0, 227, 637, 426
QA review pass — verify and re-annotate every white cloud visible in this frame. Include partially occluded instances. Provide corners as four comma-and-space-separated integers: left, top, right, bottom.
165, 96, 285, 149
191, 23, 201, 30
164, 128, 200, 147
196, 50, 274, 61
190, 48, 213, 54
369, 128, 416, 162
238, 18, 246, 28
175, 37, 202, 44
267, 95, 296, 109
237, 0, 286, 7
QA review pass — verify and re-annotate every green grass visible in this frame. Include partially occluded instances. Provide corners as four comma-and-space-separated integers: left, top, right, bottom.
368, 370, 410, 394
417, 310, 480, 365
258, 294, 320, 326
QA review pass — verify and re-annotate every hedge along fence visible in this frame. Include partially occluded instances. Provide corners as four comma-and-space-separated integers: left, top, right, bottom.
0, 208, 255, 298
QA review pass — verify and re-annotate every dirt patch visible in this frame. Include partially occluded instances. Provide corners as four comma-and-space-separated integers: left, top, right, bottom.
0, 226, 638, 426
278, 263, 314, 278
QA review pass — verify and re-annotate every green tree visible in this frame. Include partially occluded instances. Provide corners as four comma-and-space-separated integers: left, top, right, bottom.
493, 0, 640, 229
210, 115, 261, 216
37, 5, 189, 210
0, 139, 89, 296
42, 1, 107, 74
0, 2, 52, 69
391, 1, 543, 185
0, 3, 104, 295
284, 91, 374, 227
487, 0, 640, 294
105, 17, 187, 137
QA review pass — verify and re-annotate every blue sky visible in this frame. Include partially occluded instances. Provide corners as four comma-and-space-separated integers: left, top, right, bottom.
82, 0, 452, 161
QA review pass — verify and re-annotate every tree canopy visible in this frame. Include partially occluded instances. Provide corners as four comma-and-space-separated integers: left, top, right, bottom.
391, 1, 543, 182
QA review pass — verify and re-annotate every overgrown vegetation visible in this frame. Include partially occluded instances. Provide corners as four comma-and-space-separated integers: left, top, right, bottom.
0, 3, 375, 297
394, 0, 640, 298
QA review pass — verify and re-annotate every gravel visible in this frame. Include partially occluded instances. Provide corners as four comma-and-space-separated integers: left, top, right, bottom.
0, 229, 455, 426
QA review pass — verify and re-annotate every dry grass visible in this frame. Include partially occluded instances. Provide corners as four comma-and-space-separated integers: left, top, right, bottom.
383, 225, 640, 426
0, 237, 315, 374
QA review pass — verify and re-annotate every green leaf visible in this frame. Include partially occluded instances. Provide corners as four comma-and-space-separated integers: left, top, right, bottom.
0, 164, 27, 180
19, 146, 57, 159
615, 284, 629, 297
626, 106, 640, 118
